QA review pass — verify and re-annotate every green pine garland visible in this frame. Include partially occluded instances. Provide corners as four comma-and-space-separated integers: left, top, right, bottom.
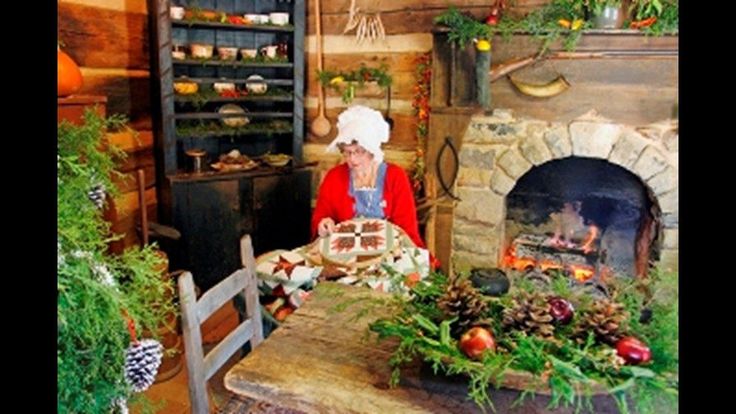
58, 110, 175, 414
435, 0, 678, 55
369, 270, 678, 413
317, 64, 393, 104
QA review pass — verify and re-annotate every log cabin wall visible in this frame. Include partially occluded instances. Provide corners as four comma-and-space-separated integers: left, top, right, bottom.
58, 0, 677, 261
421, 4, 677, 274
59, 0, 156, 250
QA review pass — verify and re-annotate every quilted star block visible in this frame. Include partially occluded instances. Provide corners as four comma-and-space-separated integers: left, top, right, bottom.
320, 218, 396, 268
256, 250, 321, 295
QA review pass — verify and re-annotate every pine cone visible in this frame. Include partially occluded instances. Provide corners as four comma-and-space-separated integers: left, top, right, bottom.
437, 274, 488, 332
573, 299, 629, 345
88, 184, 106, 209
502, 291, 555, 337
124, 339, 163, 392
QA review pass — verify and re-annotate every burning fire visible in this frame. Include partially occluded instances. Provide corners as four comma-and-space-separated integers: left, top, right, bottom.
569, 265, 595, 282
502, 201, 601, 283
580, 224, 598, 254
503, 245, 596, 283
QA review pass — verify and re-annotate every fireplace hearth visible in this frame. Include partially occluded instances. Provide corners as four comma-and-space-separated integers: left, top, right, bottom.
450, 109, 678, 278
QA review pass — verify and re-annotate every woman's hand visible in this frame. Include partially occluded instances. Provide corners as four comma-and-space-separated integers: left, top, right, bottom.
318, 217, 336, 237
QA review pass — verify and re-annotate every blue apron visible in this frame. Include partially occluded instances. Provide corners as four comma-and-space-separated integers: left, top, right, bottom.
350, 162, 387, 219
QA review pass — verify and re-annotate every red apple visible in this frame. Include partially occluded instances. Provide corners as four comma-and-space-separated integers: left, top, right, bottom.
548, 297, 574, 325
459, 326, 496, 359
485, 8, 501, 26
616, 336, 652, 365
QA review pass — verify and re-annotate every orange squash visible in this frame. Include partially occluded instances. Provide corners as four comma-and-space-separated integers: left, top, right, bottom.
58, 47, 83, 97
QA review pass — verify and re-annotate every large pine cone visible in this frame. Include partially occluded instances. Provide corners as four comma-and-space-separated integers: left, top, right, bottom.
437, 274, 488, 332
502, 291, 555, 337
573, 299, 629, 345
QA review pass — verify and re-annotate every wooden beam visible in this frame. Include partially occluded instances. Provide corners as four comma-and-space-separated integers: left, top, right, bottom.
305, 108, 417, 149
309, 0, 550, 35
58, 2, 149, 70
304, 97, 414, 114
59, 0, 148, 14
107, 130, 154, 153
78, 68, 152, 125
306, 34, 432, 54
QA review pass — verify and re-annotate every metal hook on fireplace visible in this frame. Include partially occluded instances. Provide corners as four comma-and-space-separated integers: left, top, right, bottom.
436, 136, 461, 201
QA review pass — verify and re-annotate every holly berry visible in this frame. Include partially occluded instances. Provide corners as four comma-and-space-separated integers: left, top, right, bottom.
459, 326, 496, 360
548, 296, 574, 324
616, 336, 652, 365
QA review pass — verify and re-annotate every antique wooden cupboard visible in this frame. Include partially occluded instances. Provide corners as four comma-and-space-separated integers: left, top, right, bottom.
149, 0, 310, 289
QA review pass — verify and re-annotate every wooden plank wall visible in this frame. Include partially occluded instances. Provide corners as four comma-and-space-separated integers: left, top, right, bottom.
59, 0, 155, 250
302, 0, 529, 150
58, 0, 677, 251
301, 0, 535, 181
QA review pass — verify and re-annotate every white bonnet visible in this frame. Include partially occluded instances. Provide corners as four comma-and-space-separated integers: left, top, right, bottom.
326, 105, 389, 163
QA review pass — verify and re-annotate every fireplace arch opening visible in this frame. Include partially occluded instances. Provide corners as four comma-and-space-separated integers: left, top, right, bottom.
503, 157, 661, 279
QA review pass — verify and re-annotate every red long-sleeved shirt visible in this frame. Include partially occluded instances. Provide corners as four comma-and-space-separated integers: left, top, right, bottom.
311, 162, 425, 248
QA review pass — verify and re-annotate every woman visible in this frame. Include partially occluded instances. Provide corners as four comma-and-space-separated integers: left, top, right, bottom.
311, 105, 425, 248
255, 106, 431, 322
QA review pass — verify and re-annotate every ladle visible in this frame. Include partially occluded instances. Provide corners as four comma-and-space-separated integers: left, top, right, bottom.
310, 0, 331, 137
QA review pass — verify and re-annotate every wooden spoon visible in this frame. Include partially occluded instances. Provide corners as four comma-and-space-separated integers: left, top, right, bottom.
310, 0, 331, 137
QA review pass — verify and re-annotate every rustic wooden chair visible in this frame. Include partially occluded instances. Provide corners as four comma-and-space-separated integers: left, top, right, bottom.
178, 234, 264, 414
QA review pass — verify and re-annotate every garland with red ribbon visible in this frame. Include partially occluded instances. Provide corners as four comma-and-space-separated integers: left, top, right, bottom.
411, 52, 432, 198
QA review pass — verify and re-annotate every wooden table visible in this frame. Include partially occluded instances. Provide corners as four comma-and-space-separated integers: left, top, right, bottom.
225, 283, 620, 414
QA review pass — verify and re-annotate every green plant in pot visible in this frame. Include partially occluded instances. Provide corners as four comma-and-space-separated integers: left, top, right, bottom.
58, 110, 175, 413
587, 0, 625, 29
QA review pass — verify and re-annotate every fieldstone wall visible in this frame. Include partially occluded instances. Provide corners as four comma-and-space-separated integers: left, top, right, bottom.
451, 109, 678, 274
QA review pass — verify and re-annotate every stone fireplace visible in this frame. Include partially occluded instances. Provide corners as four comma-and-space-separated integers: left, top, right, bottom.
450, 109, 678, 278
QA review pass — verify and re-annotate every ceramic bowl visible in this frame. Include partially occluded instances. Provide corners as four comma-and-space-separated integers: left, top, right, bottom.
213, 82, 236, 93
269, 12, 289, 26
240, 48, 258, 60
170, 6, 185, 20
174, 80, 199, 95
263, 153, 292, 167
190, 43, 214, 59
218, 104, 250, 127
245, 75, 268, 94
256, 14, 270, 24
172, 44, 186, 60
244, 14, 259, 24
217, 46, 238, 60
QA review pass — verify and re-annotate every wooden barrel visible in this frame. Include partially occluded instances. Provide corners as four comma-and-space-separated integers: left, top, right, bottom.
151, 251, 184, 383
154, 312, 184, 383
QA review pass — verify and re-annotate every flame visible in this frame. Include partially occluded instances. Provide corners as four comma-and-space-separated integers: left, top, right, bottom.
570, 265, 595, 282
539, 260, 563, 273
581, 224, 599, 253
503, 246, 535, 271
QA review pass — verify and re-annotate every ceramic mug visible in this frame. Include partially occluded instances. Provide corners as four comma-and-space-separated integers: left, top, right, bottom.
172, 44, 186, 60
261, 45, 278, 59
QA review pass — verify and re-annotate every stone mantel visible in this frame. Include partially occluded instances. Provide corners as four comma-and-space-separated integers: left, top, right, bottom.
450, 109, 678, 274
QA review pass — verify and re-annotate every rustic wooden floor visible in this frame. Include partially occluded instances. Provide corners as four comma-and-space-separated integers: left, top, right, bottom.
130, 300, 241, 414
